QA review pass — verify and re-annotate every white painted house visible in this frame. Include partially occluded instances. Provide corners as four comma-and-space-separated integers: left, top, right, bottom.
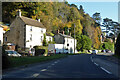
54, 31, 77, 53
46, 33, 53, 42
4, 9, 47, 48
0, 26, 4, 46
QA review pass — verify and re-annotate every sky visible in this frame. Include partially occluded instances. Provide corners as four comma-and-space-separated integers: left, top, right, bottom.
68, 1, 118, 23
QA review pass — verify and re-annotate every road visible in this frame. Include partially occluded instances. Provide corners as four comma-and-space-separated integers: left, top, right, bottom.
2, 54, 119, 80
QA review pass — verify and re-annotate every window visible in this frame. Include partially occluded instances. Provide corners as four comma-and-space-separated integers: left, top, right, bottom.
5, 37, 7, 42
30, 34, 32, 41
67, 39, 68, 42
30, 45, 32, 48
30, 26, 32, 31
0, 40, 1, 45
49, 37, 51, 41
41, 36, 43, 41
71, 40, 72, 43
67, 44, 69, 46
41, 29, 43, 33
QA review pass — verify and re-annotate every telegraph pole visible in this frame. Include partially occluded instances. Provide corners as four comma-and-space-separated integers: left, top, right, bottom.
74, 24, 76, 54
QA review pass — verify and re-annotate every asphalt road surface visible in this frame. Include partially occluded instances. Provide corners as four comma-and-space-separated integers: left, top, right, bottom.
2, 54, 119, 80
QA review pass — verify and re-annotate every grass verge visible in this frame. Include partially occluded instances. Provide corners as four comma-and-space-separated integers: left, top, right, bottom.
8, 54, 67, 68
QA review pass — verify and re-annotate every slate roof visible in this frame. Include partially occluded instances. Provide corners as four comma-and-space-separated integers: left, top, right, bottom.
20, 16, 45, 28
58, 33, 73, 39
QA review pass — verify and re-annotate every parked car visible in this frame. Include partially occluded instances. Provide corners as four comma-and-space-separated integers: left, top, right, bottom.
92, 50, 98, 54
5, 50, 21, 57
101, 50, 106, 53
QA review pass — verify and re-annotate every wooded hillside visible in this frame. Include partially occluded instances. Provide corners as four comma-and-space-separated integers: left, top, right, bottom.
2, 2, 102, 50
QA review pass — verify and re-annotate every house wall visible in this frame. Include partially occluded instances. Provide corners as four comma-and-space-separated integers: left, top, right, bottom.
0, 27, 4, 46
54, 34, 77, 53
46, 36, 52, 42
26, 25, 46, 48
64, 38, 77, 53
4, 17, 26, 48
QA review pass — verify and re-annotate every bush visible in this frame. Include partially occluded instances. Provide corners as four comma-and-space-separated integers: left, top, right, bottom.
115, 33, 120, 56
100, 41, 114, 51
76, 35, 92, 51
33, 46, 48, 56
43, 34, 48, 46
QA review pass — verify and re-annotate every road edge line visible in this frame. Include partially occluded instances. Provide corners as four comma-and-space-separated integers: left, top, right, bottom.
100, 67, 112, 74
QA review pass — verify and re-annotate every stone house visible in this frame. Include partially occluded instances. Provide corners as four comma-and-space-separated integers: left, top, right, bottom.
4, 9, 47, 48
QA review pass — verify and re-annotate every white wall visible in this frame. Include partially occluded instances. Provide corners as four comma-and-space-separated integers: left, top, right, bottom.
0, 27, 4, 46
46, 36, 52, 42
25, 25, 46, 48
64, 37, 77, 53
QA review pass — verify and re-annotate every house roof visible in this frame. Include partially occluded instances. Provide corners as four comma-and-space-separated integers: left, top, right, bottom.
58, 33, 73, 39
20, 16, 45, 28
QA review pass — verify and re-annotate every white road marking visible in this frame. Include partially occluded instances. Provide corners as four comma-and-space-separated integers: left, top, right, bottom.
100, 67, 112, 74
94, 62, 99, 66
32, 73, 39, 77
90, 56, 93, 62
52, 64, 55, 65
41, 69, 47, 72
47, 66, 51, 68
54, 61, 58, 63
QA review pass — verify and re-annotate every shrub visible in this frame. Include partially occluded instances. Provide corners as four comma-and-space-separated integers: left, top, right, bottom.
43, 34, 48, 46
33, 46, 48, 56
100, 41, 114, 51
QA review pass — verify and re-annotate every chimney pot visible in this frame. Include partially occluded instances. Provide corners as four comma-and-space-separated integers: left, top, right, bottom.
17, 9, 21, 17
70, 32, 71, 36
38, 19, 40, 22
62, 31, 64, 35
57, 30, 59, 34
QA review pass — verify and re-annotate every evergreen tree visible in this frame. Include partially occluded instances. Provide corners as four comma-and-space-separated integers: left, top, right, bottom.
43, 34, 48, 46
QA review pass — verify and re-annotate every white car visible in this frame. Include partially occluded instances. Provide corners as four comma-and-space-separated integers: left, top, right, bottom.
5, 50, 21, 57
92, 50, 98, 54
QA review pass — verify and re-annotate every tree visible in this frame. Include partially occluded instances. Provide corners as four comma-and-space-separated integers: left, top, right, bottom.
76, 35, 92, 51
92, 12, 101, 26
43, 34, 48, 46
70, 4, 78, 9
79, 5, 84, 16
115, 33, 120, 56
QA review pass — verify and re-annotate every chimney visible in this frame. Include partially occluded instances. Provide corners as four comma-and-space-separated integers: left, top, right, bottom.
62, 31, 64, 35
70, 32, 71, 36
57, 30, 59, 34
38, 19, 40, 22
17, 9, 21, 17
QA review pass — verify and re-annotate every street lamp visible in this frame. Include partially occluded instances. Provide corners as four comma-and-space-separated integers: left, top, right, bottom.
74, 24, 76, 54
